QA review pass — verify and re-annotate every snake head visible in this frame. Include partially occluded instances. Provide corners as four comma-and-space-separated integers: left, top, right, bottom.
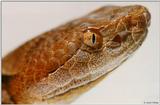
2, 5, 151, 103
81, 5, 151, 56
78, 5, 151, 78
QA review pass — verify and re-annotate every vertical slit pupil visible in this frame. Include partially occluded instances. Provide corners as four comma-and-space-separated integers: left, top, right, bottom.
92, 34, 96, 44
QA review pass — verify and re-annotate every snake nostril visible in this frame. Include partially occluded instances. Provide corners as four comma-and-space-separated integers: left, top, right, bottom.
143, 12, 151, 27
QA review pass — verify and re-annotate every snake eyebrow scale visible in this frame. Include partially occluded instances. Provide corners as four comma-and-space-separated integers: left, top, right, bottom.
2, 5, 150, 104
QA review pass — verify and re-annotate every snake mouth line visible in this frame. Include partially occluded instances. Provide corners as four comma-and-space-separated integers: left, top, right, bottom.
41, 45, 134, 101
42, 65, 117, 102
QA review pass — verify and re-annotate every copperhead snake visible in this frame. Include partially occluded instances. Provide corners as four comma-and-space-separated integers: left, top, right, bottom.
2, 5, 151, 104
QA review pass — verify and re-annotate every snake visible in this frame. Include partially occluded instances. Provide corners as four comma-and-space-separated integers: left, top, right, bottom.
2, 5, 151, 104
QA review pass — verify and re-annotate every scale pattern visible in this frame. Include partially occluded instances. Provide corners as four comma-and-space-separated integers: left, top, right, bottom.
2, 5, 150, 103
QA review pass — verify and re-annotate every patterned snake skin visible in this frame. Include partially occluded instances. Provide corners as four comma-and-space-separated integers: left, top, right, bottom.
2, 5, 151, 104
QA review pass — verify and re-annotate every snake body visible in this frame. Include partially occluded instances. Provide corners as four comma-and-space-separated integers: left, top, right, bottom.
2, 5, 150, 104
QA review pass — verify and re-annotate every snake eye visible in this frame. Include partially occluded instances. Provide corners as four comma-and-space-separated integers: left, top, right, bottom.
83, 30, 102, 48
92, 33, 96, 44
